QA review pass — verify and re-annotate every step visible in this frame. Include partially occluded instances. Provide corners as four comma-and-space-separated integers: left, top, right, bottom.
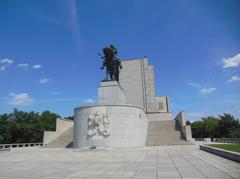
46, 126, 73, 148
146, 120, 190, 146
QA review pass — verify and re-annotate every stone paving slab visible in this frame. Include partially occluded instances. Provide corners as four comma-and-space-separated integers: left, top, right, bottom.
0, 145, 239, 179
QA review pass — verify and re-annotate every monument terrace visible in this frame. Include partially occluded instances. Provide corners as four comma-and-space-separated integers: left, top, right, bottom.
1, 46, 239, 179
43, 45, 192, 148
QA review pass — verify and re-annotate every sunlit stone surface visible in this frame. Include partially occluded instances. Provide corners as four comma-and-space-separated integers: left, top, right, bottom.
0, 145, 239, 179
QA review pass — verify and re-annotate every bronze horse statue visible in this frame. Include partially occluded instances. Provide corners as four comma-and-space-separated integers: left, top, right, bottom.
100, 45, 122, 82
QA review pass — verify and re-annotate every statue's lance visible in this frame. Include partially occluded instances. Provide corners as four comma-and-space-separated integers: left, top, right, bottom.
98, 53, 104, 60
98, 52, 108, 79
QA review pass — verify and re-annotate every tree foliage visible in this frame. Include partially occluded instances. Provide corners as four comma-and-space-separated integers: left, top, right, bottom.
65, 116, 74, 120
0, 109, 60, 144
1, 110, 239, 144
190, 113, 240, 138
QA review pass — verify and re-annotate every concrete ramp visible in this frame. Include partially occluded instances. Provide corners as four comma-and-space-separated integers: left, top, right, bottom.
147, 120, 191, 146
43, 118, 73, 148
46, 126, 73, 148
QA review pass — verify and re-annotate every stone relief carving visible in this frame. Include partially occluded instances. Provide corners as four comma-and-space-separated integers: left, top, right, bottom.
87, 112, 110, 139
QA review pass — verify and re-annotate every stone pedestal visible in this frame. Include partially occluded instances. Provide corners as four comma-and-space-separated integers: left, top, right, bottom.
73, 80, 148, 148
98, 81, 126, 105
73, 105, 148, 148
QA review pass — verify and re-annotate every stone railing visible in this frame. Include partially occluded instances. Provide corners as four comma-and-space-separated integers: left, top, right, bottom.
193, 138, 211, 142
0, 143, 43, 149
212, 138, 240, 144
174, 111, 192, 141
193, 138, 204, 141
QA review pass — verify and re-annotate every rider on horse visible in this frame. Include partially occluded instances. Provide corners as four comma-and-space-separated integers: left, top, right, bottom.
100, 45, 122, 82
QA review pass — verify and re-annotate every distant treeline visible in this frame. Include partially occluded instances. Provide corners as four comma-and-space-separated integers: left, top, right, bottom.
0, 109, 73, 144
188, 113, 240, 139
0, 109, 239, 144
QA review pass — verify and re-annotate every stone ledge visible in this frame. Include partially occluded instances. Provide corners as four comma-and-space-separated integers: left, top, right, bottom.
74, 104, 145, 112
200, 144, 240, 163
0, 148, 11, 152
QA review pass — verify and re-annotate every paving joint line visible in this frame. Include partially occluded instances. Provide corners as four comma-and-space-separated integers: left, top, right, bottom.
156, 148, 158, 179
165, 148, 182, 179
196, 149, 240, 173
176, 149, 208, 179
183, 148, 235, 179
131, 149, 149, 179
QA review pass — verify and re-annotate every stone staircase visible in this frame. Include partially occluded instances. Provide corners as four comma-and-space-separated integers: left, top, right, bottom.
46, 126, 73, 148
147, 120, 190, 146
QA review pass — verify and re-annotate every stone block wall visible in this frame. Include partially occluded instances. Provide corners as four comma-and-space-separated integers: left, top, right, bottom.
174, 111, 192, 141
43, 118, 73, 145
73, 105, 148, 148
119, 58, 156, 113
98, 81, 126, 105
155, 96, 169, 113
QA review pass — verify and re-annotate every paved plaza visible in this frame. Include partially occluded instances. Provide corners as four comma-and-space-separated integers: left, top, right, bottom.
0, 145, 239, 179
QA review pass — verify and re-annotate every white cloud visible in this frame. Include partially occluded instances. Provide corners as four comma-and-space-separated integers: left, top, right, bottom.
39, 78, 50, 84
0, 58, 14, 71
0, 66, 6, 71
200, 88, 216, 95
228, 75, 240, 83
84, 98, 95, 104
222, 53, 240, 68
31, 9, 68, 29
17, 63, 29, 70
1, 58, 14, 65
8, 93, 35, 106
187, 81, 201, 88
68, 0, 80, 39
187, 81, 217, 95
32, 64, 42, 69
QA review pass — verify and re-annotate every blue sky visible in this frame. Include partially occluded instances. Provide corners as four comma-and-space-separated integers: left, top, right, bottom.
0, 0, 240, 120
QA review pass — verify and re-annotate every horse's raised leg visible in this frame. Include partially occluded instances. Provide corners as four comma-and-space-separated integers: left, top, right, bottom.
115, 71, 119, 82
110, 73, 114, 81
105, 70, 109, 80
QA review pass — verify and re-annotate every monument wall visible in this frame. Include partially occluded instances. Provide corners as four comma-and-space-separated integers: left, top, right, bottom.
119, 58, 157, 113
73, 105, 148, 148
98, 81, 126, 105
155, 96, 169, 112
43, 118, 73, 145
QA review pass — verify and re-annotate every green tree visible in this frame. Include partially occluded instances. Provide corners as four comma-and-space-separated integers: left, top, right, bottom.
65, 116, 74, 120
202, 116, 219, 138
0, 109, 61, 144
228, 128, 240, 138
191, 121, 205, 138
39, 110, 60, 131
218, 113, 239, 137
0, 113, 11, 143
190, 113, 239, 138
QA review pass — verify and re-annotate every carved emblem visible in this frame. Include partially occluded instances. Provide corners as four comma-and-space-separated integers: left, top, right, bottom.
87, 112, 110, 139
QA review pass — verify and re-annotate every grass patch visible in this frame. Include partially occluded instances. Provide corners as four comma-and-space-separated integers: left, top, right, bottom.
208, 144, 240, 153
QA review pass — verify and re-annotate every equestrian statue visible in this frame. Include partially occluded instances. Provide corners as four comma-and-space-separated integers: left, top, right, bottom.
99, 45, 122, 82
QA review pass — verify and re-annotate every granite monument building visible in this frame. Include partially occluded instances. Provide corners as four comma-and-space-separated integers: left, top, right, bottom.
120, 58, 171, 119
43, 49, 192, 148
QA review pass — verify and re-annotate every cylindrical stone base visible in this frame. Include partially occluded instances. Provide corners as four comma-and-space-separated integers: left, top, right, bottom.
73, 105, 148, 148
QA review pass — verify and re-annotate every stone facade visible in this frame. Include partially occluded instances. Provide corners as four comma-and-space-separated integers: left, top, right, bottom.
43, 118, 73, 145
119, 57, 171, 119
73, 81, 148, 148
155, 96, 169, 112
98, 81, 126, 105
73, 105, 148, 148
48, 58, 192, 148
